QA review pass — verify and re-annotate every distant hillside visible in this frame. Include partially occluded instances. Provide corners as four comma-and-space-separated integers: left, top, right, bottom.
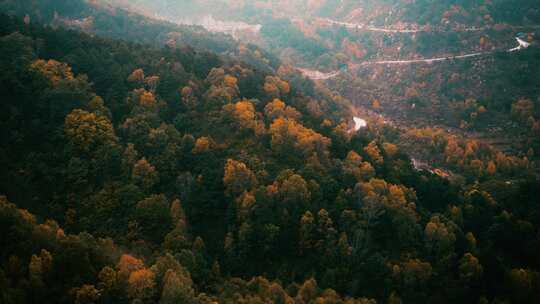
0, 0, 281, 71
268, 0, 540, 27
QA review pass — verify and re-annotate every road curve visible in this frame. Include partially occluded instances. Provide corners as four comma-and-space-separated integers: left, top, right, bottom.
297, 37, 529, 79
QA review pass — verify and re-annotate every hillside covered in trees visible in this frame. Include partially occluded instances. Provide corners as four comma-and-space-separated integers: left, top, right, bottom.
99, 0, 540, 159
1, 1, 540, 304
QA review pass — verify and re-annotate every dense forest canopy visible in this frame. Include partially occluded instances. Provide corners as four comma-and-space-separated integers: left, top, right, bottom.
1, 1, 539, 304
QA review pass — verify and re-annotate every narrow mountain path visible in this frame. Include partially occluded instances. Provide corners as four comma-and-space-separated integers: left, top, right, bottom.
296, 68, 341, 80
298, 37, 530, 79
353, 37, 528, 67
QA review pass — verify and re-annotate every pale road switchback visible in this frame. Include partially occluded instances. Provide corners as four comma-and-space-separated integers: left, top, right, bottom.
299, 37, 532, 80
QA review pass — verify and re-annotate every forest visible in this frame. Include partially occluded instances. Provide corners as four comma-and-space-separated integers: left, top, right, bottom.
1, 1, 539, 304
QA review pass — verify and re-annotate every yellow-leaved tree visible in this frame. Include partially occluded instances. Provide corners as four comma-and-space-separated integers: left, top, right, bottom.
64, 109, 118, 153
269, 117, 331, 159
223, 159, 258, 196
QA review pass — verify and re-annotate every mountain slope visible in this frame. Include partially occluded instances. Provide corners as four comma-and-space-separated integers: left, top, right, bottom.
1, 1, 540, 304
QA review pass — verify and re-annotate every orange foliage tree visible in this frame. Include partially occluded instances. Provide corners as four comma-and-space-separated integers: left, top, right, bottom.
30, 59, 75, 85
269, 117, 331, 159
223, 159, 258, 196
64, 109, 118, 153
264, 98, 301, 121
127, 268, 156, 300
127, 68, 145, 83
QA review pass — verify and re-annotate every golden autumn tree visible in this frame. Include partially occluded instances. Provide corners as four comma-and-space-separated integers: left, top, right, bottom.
268, 281, 293, 304
344, 151, 376, 182
321, 119, 333, 129
223, 159, 257, 196
117, 254, 144, 282
206, 67, 226, 85
205, 68, 239, 104
299, 211, 316, 254
468, 159, 484, 177
296, 278, 319, 303
223, 99, 265, 134
337, 232, 353, 258
358, 161, 376, 181
223, 74, 238, 88
465, 232, 477, 253
459, 253, 483, 283
139, 90, 157, 107
132, 158, 159, 190
357, 178, 417, 211
264, 81, 280, 98
269, 117, 331, 159
145, 75, 160, 92
233, 99, 257, 128
383, 143, 398, 158
306, 100, 323, 119
87, 95, 111, 119
364, 141, 384, 165
486, 160, 497, 175
98, 266, 118, 293
64, 109, 118, 153
170, 199, 186, 227
277, 173, 311, 205
264, 98, 301, 121
126, 88, 158, 110
356, 178, 418, 251
345, 151, 363, 166
316, 209, 338, 256
162, 222, 191, 254
206, 85, 237, 105
508, 268, 538, 302
180, 85, 197, 106
160, 269, 195, 304
192, 136, 212, 154
29, 249, 53, 288
127, 268, 156, 301
391, 258, 433, 288
424, 216, 457, 259
127, 68, 145, 83
74, 284, 101, 304
333, 122, 351, 145
235, 191, 256, 223
264, 76, 290, 98
387, 292, 403, 304
30, 59, 75, 85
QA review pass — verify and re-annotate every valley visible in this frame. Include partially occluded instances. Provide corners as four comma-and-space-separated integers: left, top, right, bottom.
136, 5, 538, 163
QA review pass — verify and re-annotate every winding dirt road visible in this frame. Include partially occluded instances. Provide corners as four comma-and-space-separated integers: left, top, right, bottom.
296, 68, 342, 80
298, 38, 530, 79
